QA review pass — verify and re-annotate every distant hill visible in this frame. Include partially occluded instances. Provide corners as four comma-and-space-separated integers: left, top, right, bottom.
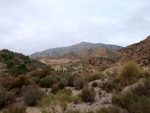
87, 35, 150, 69
49, 47, 116, 60
0, 49, 47, 77
116, 35, 150, 66
30, 42, 123, 58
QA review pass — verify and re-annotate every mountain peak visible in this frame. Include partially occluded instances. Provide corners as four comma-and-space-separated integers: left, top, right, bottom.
80, 41, 89, 44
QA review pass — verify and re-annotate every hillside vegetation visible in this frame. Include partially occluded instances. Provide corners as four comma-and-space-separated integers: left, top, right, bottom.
0, 49, 47, 77
0, 36, 150, 113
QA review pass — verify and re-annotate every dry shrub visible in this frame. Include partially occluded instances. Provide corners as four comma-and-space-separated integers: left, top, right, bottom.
89, 72, 104, 81
0, 74, 29, 90
79, 88, 96, 102
24, 87, 45, 106
30, 69, 51, 78
131, 78, 150, 97
3, 104, 27, 113
74, 77, 87, 90
101, 79, 121, 92
119, 62, 141, 86
51, 84, 60, 94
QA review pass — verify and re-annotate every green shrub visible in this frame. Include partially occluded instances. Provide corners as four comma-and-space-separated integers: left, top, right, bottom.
30, 77, 40, 84
38, 90, 81, 107
0, 89, 17, 108
40, 76, 58, 88
74, 77, 87, 90
129, 99, 150, 113
6, 61, 14, 69
24, 88, 45, 106
61, 73, 77, 87
97, 106, 122, 113
112, 91, 150, 113
119, 62, 141, 86
3, 104, 27, 113
92, 82, 98, 87
112, 92, 139, 109
58, 78, 68, 89
80, 88, 96, 102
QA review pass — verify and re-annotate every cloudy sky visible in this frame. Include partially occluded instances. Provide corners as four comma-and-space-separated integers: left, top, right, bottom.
0, 0, 150, 55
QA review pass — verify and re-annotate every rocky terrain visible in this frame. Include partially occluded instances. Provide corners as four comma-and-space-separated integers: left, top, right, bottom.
0, 36, 150, 113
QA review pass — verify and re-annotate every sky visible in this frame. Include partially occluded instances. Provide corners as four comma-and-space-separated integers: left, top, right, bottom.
0, 0, 150, 55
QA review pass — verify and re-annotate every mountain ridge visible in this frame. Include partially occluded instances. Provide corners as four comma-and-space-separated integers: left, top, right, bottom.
30, 41, 123, 58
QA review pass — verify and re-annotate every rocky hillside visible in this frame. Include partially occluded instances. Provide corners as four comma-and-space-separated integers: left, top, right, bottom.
48, 47, 116, 60
30, 42, 122, 59
0, 49, 47, 77
116, 35, 150, 66
86, 35, 150, 69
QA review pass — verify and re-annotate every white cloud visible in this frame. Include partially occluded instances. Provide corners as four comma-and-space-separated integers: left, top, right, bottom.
0, 0, 150, 55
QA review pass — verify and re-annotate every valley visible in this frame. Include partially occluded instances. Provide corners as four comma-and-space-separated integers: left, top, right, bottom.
0, 36, 150, 113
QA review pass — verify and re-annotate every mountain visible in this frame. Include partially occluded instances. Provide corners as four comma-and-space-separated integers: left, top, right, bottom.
87, 35, 150, 69
49, 47, 116, 60
30, 42, 123, 58
116, 35, 150, 66
0, 49, 47, 77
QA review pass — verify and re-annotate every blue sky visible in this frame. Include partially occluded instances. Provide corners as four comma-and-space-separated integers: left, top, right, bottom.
0, 0, 150, 55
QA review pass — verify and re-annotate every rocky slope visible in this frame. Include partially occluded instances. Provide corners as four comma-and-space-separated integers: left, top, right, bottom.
116, 35, 150, 66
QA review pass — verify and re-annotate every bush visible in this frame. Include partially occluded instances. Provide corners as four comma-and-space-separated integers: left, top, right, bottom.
30, 69, 51, 78
101, 79, 121, 92
92, 82, 98, 87
112, 91, 150, 113
3, 104, 27, 113
97, 106, 122, 113
24, 87, 45, 106
89, 72, 104, 81
51, 84, 60, 94
38, 90, 81, 107
74, 77, 87, 90
30, 77, 40, 84
131, 78, 150, 97
10, 74, 29, 89
112, 92, 139, 109
129, 99, 150, 113
58, 78, 68, 89
61, 73, 77, 87
80, 88, 96, 102
40, 76, 58, 88
0, 89, 17, 108
119, 62, 141, 86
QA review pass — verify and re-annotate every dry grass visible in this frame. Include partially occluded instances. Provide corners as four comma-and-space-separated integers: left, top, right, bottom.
119, 62, 141, 86
79, 88, 96, 102
3, 104, 27, 113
